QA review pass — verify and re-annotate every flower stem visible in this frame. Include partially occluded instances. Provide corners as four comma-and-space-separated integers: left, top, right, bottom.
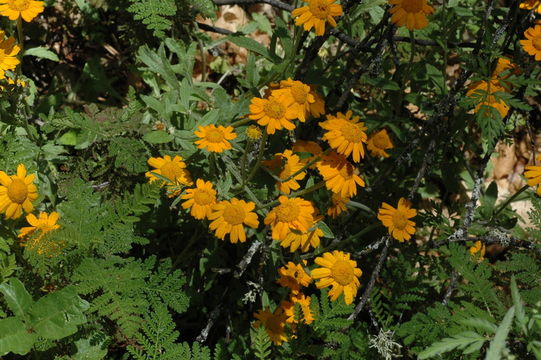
240, 139, 253, 182
230, 118, 252, 128
245, 131, 268, 184
16, 18, 24, 74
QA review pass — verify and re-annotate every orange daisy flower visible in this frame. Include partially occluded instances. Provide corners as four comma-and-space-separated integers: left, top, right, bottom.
264, 196, 316, 241
309, 85, 326, 118
194, 124, 237, 153
311, 250, 362, 305
469, 240, 486, 262
180, 179, 217, 219
377, 197, 417, 242
268, 150, 307, 194
389, 0, 434, 31
520, 0, 541, 14
272, 78, 315, 122
466, 80, 509, 118
0, 164, 38, 219
292, 140, 323, 168
208, 198, 259, 243
145, 155, 193, 187
276, 261, 312, 294
367, 129, 394, 158
327, 193, 349, 218
316, 152, 365, 198
320, 110, 367, 163
253, 307, 289, 345
0, 31, 20, 79
0, 0, 44, 22
280, 216, 324, 252
249, 95, 297, 134
292, 0, 343, 36
520, 25, 541, 61
524, 155, 541, 195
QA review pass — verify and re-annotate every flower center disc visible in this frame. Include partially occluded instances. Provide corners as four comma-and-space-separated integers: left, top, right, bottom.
9, 0, 30, 10
392, 211, 408, 229
290, 85, 308, 104
309, 0, 330, 19
532, 37, 541, 51
401, 0, 424, 12
206, 129, 224, 143
264, 100, 286, 119
7, 178, 28, 204
193, 190, 213, 205
223, 204, 246, 225
340, 122, 364, 143
372, 133, 389, 149
275, 202, 300, 222
331, 260, 355, 286
160, 162, 182, 182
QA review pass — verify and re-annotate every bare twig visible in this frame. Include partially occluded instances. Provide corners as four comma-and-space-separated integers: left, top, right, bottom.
234, 240, 262, 278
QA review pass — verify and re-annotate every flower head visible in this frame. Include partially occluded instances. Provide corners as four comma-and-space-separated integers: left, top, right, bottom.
466, 80, 509, 118
389, 0, 434, 31
0, 0, 44, 22
277, 261, 312, 293
280, 225, 324, 253
292, 140, 323, 168
320, 110, 367, 162
367, 129, 394, 158
524, 155, 541, 195
254, 307, 289, 345
208, 198, 259, 243
292, 0, 343, 36
19, 211, 62, 256
145, 155, 193, 187
0, 164, 38, 219
311, 250, 362, 304
377, 197, 417, 242
272, 78, 315, 122
281, 293, 315, 325
249, 95, 297, 134
327, 193, 349, 218
520, 25, 541, 61
194, 124, 237, 153
317, 152, 365, 198
266, 150, 306, 194
520, 0, 541, 14
264, 196, 316, 241
0, 31, 20, 79
309, 85, 326, 118
469, 240, 486, 262
246, 125, 263, 140
181, 179, 217, 219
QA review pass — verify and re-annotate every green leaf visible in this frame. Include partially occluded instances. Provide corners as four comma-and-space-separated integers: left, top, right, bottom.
143, 130, 174, 144
458, 318, 497, 334
0, 278, 33, 318
58, 130, 79, 146
226, 35, 277, 62
0, 317, 36, 356
418, 331, 486, 359
485, 306, 515, 360
29, 287, 89, 340
510, 276, 527, 335
23, 47, 59, 61
318, 221, 334, 238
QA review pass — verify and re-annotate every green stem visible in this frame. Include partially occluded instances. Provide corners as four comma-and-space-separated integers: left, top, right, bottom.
209, 153, 217, 177
16, 18, 24, 74
245, 131, 268, 184
230, 118, 252, 128
240, 139, 253, 183
490, 185, 529, 222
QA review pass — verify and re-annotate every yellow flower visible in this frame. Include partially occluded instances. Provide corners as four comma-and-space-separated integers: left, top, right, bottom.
145, 155, 193, 187
520, 0, 541, 14
0, 31, 20, 79
18, 211, 62, 256
246, 125, 263, 140
249, 95, 297, 134
320, 110, 367, 163
309, 85, 326, 118
524, 155, 541, 195
18, 211, 59, 239
520, 25, 541, 61
469, 240, 486, 262
311, 250, 362, 305
327, 193, 349, 218
367, 129, 394, 158
194, 124, 237, 153
0, 0, 44, 22
0, 164, 38, 219
276, 261, 312, 293
253, 307, 289, 345
492, 57, 521, 91
377, 197, 417, 242
272, 78, 315, 122
264, 196, 316, 241
281, 225, 323, 253
316, 152, 365, 198
292, 140, 323, 168
281, 293, 315, 325
208, 198, 259, 243
292, 0, 343, 36
180, 179, 217, 220
389, 0, 434, 31
466, 80, 509, 118
272, 149, 307, 194
0, 76, 26, 90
